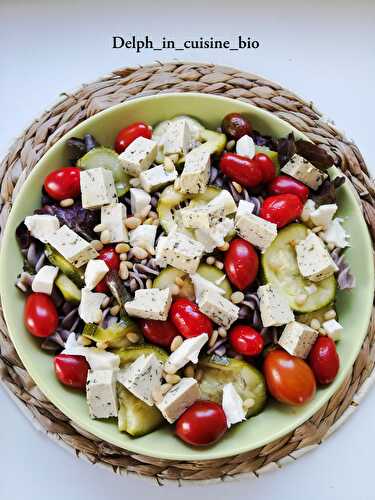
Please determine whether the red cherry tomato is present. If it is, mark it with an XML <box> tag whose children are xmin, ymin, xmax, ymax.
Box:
<box><xmin>268</xmin><ymin>175</ymin><xmax>310</xmax><ymax>203</ymax></box>
<box><xmin>229</xmin><ymin>325</ymin><xmax>264</xmax><ymax>356</ymax></box>
<box><xmin>308</xmin><ymin>336</ymin><xmax>340</xmax><ymax>385</ymax></box>
<box><xmin>44</xmin><ymin>167</ymin><xmax>81</xmax><ymax>201</ymax></box>
<box><xmin>139</xmin><ymin>319</ymin><xmax>179</xmax><ymax>349</ymax></box>
<box><xmin>95</xmin><ymin>246</ymin><xmax>120</xmax><ymax>292</ymax></box>
<box><xmin>219</xmin><ymin>153</ymin><xmax>263</xmax><ymax>188</ymax></box>
<box><xmin>114</xmin><ymin>122</ymin><xmax>152</xmax><ymax>153</ymax></box>
<box><xmin>263</xmin><ymin>349</ymin><xmax>316</xmax><ymax>406</ymax></box>
<box><xmin>54</xmin><ymin>354</ymin><xmax>89</xmax><ymax>390</ymax></box>
<box><xmin>259</xmin><ymin>194</ymin><xmax>303</xmax><ymax>228</ymax></box>
<box><xmin>170</xmin><ymin>298</ymin><xmax>213</xmax><ymax>339</ymax></box>
<box><xmin>224</xmin><ymin>238</ymin><xmax>259</xmax><ymax>290</ymax></box>
<box><xmin>176</xmin><ymin>401</ymin><xmax>227</xmax><ymax>446</ymax></box>
<box><xmin>254</xmin><ymin>153</ymin><xmax>276</xmax><ymax>183</ymax></box>
<box><xmin>221</xmin><ymin>113</ymin><xmax>252</xmax><ymax>140</ymax></box>
<box><xmin>24</xmin><ymin>292</ymin><xmax>58</xmax><ymax>338</ymax></box>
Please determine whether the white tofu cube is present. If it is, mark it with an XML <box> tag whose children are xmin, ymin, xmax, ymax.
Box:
<box><xmin>162</xmin><ymin>120</ymin><xmax>192</xmax><ymax>156</ymax></box>
<box><xmin>181</xmin><ymin>204</ymin><xmax>224</xmax><ymax>230</ymax></box>
<box><xmin>281</xmin><ymin>154</ymin><xmax>328</xmax><ymax>190</ymax></box>
<box><xmin>100</xmin><ymin>203</ymin><xmax>128</xmax><ymax>243</ymax></box>
<box><xmin>236</xmin><ymin>199</ymin><xmax>255</xmax><ymax>219</ymax></box>
<box><xmin>258</xmin><ymin>284</ymin><xmax>294</xmax><ymax>327</ymax></box>
<box><xmin>124</xmin><ymin>288</ymin><xmax>172</xmax><ymax>321</ymax></box>
<box><xmin>190</xmin><ymin>273</ymin><xmax>224</xmax><ymax>303</ymax></box>
<box><xmin>198</xmin><ymin>291</ymin><xmax>239</xmax><ymax>329</ymax></box>
<box><xmin>322</xmin><ymin>218</ymin><xmax>349</xmax><ymax>249</ymax></box>
<box><xmin>24</xmin><ymin>215</ymin><xmax>60</xmax><ymax>243</ymax></box>
<box><xmin>322</xmin><ymin>319</ymin><xmax>343</xmax><ymax>341</ymax></box>
<box><xmin>296</xmin><ymin>232</ymin><xmax>338</xmax><ymax>282</ymax></box>
<box><xmin>310</xmin><ymin>204</ymin><xmax>337</xmax><ymax>229</ymax></box>
<box><xmin>47</xmin><ymin>225</ymin><xmax>98</xmax><ymax>267</ymax></box>
<box><xmin>130</xmin><ymin>188</ymin><xmax>151</xmax><ymax>216</ymax></box>
<box><xmin>235</xmin><ymin>135</ymin><xmax>256</xmax><ymax>158</ymax></box>
<box><xmin>164</xmin><ymin>333</ymin><xmax>209</xmax><ymax>374</ymax></box>
<box><xmin>139</xmin><ymin>163</ymin><xmax>177</xmax><ymax>193</ymax></box>
<box><xmin>235</xmin><ymin>213</ymin><xmax>277</xmax><ymax>251</ymax></box>
<box><xmin>301</xmin><ymin>199</ymin><xmax>316</xmax><ymax>222</ymax></box>
<box><xmin>78</xmin><ymin>287</ymin><xmax>106</xmax><ymax>324</ymax></box>
<box><xmin>86</xmin><ymin>369</ymin><xmax>118</xmax><ymax>419</ymax></box>
<box><xmin>31</xmin><ymin>265</ymin><xmax>59</xmax><ymax>295</ymax></box>
<box><xmin>207</xmin><ymin>190</ymin><xmax>237</xmax><ymax>216</ymax></box>
<box><xmin>195</xmin><ymin>217</ymin><xmax>234</xmax><ymax>253</ymax></box>
<box><xmin>155</xmin><ymin>231</ymin><xmax>204</xmax><ymax>274</ymax></box>
<box><xmin>84</xmin><ymin>259</ymin><xmax>109</xmax><ymax>290</ymax></box>
<box><xmin>119</xmin><ymin>137</ymin><xmax>157</xmax><ymax>176</ymax></box>
<box><xmin>80</xmin><ymin>167</ymin><xmax>118</xmax><ymax>209</ymax></box>
<box><xmin>179</xmin><ymin>149</ymin><xmax>210</xmax><ymax>194</ymax></box>
<box><xmin>157</xmin><ymin>378</ymin><xmax>200</xmax><ymax>423</ymax></box>
<box><xmin>129</xmin><ymin>224</ymin><xmax>157</xmax><ymax>251</ymax></box>
<box><xmin>222</xmin><ymin>383</ymin><xmax>246</xmax><ymax>428</ymax></box>
<box><xmin>117</xmin><ymin>354</ymin><xmax>163</xmax><ymax>406</ymax></box>
<box><xmin>278</xmin><ymin>321</ymin><xmax>318</xmax><ymax>358</ymax></box>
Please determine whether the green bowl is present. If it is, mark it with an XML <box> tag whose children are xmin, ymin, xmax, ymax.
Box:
<box><xmin>0</xmin><ymin>93</ymin><xmax>373</xmax><ymax>461</ymax></box>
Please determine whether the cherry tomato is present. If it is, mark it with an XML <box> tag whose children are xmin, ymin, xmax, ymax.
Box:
<box><xmin>139</xmin><ymin>319</ymin><xmax>179</xmax><ymax>349</ymax></box>
<box><xmin>219</xmin><ymin>153</ymin><xmax>263</xmax><ymax>188</ymax></box>
<box><xmin>259</xmin><ymin>194</ymin><xmax>303</xmax><ymax>228</ymax></box>
<box><xmin>176</xmin><ymin>401</ymin><xmax>227</xmax><ymax>446</ymax></box>
<box><xmin>221</xmin><ymin>113</ymin><xmax>252</xmax><ymax>140</ymax></box>
<box><xmin>114</xmin><ymin>122</ymin><xmax>152</xmax><ymax>153</ymax></box>
<box><xmin>263</xmin><ymin>349</ymin><xmax>316</xmax><ymax>406</ymax></box>
<box><xmin>170</xmin><ymin>298</ymin><xmax>213</xmax><ymax>339</ymax></box>
<box><xmin>24</xmin><ymin>292</ymin><xmax>58</xmax><ymax>338</ymax></box>
<box><xmin>54</xmin><ymin>354</ymin><xmax>89</xmax><ymax>390</ymax></box>
<box><xmin>44</xmin><ymin>167</ymin><xmax>81</xmax><ymax>201</ymax></box>
<box><xmin>229</xmin><ymin>325</ymin><xmax>264</xmax><ymax>356</ymax></box>
<box><xmin>308</xmin><ymin>336</ymin><xmax>340</xmax><ymax>385</ymax></box>
<box><xmin>95</xmin><ymin>246</ymin><xmax>120</xmax><ymax>293</ymax></box>
<box><xmin>268</xmin><ymin>175</ymin><xmax>310</xmax><ymax>203</ymax></box>
<box><xmin>224</xmin><ymin>238</ymin><xmax>259</xmax><ymax>290</ymax></box>
<box><xmin>254</xmin><ymin>153</ymin><xmax>276</xmax><ymax>183</ymax></box>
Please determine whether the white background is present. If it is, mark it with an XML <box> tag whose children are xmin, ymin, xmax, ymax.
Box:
<box><xmin>0</xmin><ymin>1</ymin><xmax>374</xmax><ymax>499</ymax></box>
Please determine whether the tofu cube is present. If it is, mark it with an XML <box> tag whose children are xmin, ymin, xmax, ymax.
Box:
<box><xmin>207</xmin><ymin>190</ymin><xmax>237</xmax><ymax>216</ymax></box>
<box><xmin>124</xmin><ymin>288</ymin><xmax>172</xmax><ymax>321</ymax></box>
<box><xmin>322</xmin><ymin>319</ymin><xmax>343</xmax><ymax>341</ymax></box>
<box><xmin>281</xmin><ymin>154</ymin><xmax>328</xmax><ymax>190</ymax></box>
<box><xmin>258</xmin><ymin>284</ymin><xmax>294</xmax><ymax>327</ymax></box>
<box><xmin>222</xmin><ymin>383</ymin><xmax>246</xmax><ymax>428</ymax></box>
<box><xmin>47</xmin><ymin>225</ymin><xmax>98</xmax><ymax>267</ymax></box>
<box><xmin>155</xmin><ymin>231</ymin><xmax>204</xmax><ymax>274</ymax></box>
<box><xmin>198</xmin><ymin>290</ymin><xmax>239</xmax><ymax>329</ymax></box>
<box><xmin>310</xmin><ymin>204</ymin><xmax>337</xmax><ymax>229</ymax></box>
<box><xmin>236</xmin><ymin>199</ymin><xmax>255</xmax><ymax>219</ymax></box>
<box><xmin>24</xmin><ymin>215</ymin><xmax>60</xmax><ymax>243</ymax></box>
<box><xmin>31</xmin><ymin>265</ymin><xmax>59</xmax><ymax>295</ymax></box>
<box><xmin>181</xmin><ymin>204</ymin><xmax>224</xmax><ymax>230</ymax></box>
<box><xmin>119</xmin><ymin>137</ymin><xmax>157</xmax><ymax>176</ymax></box>
<box><xmin>190</xmin><ymin>273</ymin><xmax>224</xmax><ymax>303</ymax></box>
<box><xmin>100</xmin><ymin>203</ymin><xmax>128</xmax><ymax>243</ymax></box>
<box><xmin>194</xmin><ymin>217</ymin><xmax>234</xmax><ymax>253</ymax></box>
<box><xmin>139</xmin><ymin>163</ymin><xmax>177</xmax><ymax>193</ymax></box>
<box><xmin>235</xmin><ymin>213</ymin><xmax>277</xmax><ymax>251</ymax></box>
<box><xmin>78</xmin><ymin>287</ymin><xmax>107</xmax><ymax>324</ymax></box>
<box><xmin>84</xmin><ymin>259</ymin><xmax>109</xmax><ymax>290</ymax></box>
<box><xmin>164</xmin><ymin>333</ymin><xmax>208</xmax><ymax>374</ymax></box>
<box><xmin>157</xmin><ymin>378</ymin><xmax>200</xmax><ymax>423</ymax></box>
<box><xmin>129</xmin><ymin>224</ymin><xmax>157</xmax><ymax>251</ymax></box>
<box><xmin>86</xmin><ymin>369</ymin><xmax>118</xmax><ymax>419</ymax></box>
<box><xmin>80</xmin><ymin>167</ymin><xmax>118</xmax><ymax>209</ymax></box>
<box><xmin>179</xmin><ymin>149</ymin><xmax>210</xmax><ymax>194</ymax></box>
<box><xmin>278</xmin><ymin>321</ymin><xmax>318</xmax><ymax>358</ymax></box>
<box><xmin>296</xmin><ymin>232</ymin><xmax>338</xmax><ymax>282</ymax></box>
<box><xmin>130</xmin><ymin>188</ymin><xmax>151</xmax><ymax>216</ymax></box>
<box><xmin>117</xmin><ymin>354</ymin><xmax>163</xmax><ymax>406</ymax></box>
<box><xmin>162</xmin><ymin>120</ymin><xmax>192</xmax><ymax>156</ymax></box>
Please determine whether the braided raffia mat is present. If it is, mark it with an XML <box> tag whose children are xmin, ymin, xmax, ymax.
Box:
<box><xmin>1</xmin><ymin>62</ymin><xmax>375</xmax><ymax>484</ymax></box>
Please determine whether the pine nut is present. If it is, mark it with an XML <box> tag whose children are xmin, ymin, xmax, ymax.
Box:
<box><xmin>184</xmin><ymin>365</ymin><xmax>195</xmax><ymax>378</ymax></box>
<box><xmin>218</xmin><ymin>327</ymin><xmax>227</xmax><ymax>338</ymax></box>
<box><xmin>175</xmin><ymin>276</ymin><xmax>185</xmax><ymax>287</ymax></box>
<box><xmin>319</xmin><ymin>328</ymin><xmax>327</xmax><ymax>335</ymax></box>
<box><xmin>101</xmin><ymin>296</ymin><xmax>110</xmax><ymax>309</ymax></box>
<box><xmin>60</xmin><ymin>198</ymin><xmax>74</xmax><ymax>208</ymax></box>
<box><xmin>161</xmin><ymin>383</ymin><xmax>172</xmax><ymax>395</ymax></box>
<box><xmin>218</xmin><ymin>241</ymin><xmax>230</xmax><ymax>252</ymax></box>
<box><xmin>119</xmin><ymin>261</ymin><xmax>129</xmax><ymax>280</ymax></box>
<box><xmin>215</xmin><ymin>260</ymin><xmax>224</xmax><ymax>270</ymax></box>
<box><xmin>91</xmin><ymin>239</ymin><xmax>103</xmax><ymax>251</ymax></box>
<box><xmin>100</xmin><ymin>229</ymin><xmax>111</xmax><ymax>244</ymax></box>
<box><xmin>243</xmin><ymin>398</ymin><xmax>255</xmax><ymax>410</ymax></box>
<box><xmin>152</xmin><ymin>387</ymin><xmax>163</xmax><ymax>403</ymax></box>
<box><xmin>115</xmin><ymin>243</ymin><xmax>130</xmax><ymax>253</ymax></box>
<box><xmin>310</xmin><ymin>319</ymin><xmax>321</xmax><ymax>330</ymax></box>
<box><xmin>130</xmin><ymin>177</ymin><xmax>140</xmax><ymax>187</ymax></box>
<box><xmin>312</xmin><ymin>226</ymin><xmax>324</xmax><ymax>233</ymax></box>
<box><xmin>324</xmin><ymin>309</ymin><xmax>336</xmax><ymax>320</ymax></box>
<box><xmin>231</xmin><ymin>291</ymin><xmax>245</xmax><ymax>304</ymax></box>
<box><xmin>171</xmin><ymin>284</ymin><xmax>180</xmax><ymax>296</ymax></box>
<box><xmin>232</xmin><ymin>182</ymin><xmax>243</xmax><ymax>193</ymax></box>
<box><xmin>132</xmin><ymin>246</ymin><xmax>148</xmax><ymax>260</ymax></box>
<box><xmin>146</xmin><ymin>278</ymin><xmax>153</xmax><ymax>289</ymax></box>
<box><xmin>165</xmin><ymin>373</ymin><xmax>181</xmax><ymax>385</ymax></box>
<box><xmin>110</xmin><ymin>305</ymin><xmax>121</xmax><ymax>316</ymax></box>
<box><xmin>295</xmin><ymin>294</ymin><xmax>307</xmax><ymax>305</ymax></box>
<box><xmin>226</xmin><ymin>140</ymin><xmax>235</xmax><ymax>151</ymax></box>
<box><xmin>327</xmin><ymin>242</ymin><xmax>335</xmax><ymax>251</ymax></box>
<box><xmin>171</xmin><ymin>335</ymin><xmax>183</xmax><ymax>352</ymax></box>
<box><xmin>120</xmin><ymin>253</ymin><xmax>128</xmax><ymax>261</ymax></box>
<box><xmin>208</xmin><ymin>329</ymin><xmax>219</xmax><ymax>348</ymax></box>
<box><xmin>94</xmin><ymin>223</ymin><xmax>106</xmax><ymax>233</ymax></box>
<box><xmin>164</xmin><ymin>157</ymin><xmax>175</xmax><ymax>172</ymax></box>
<box><xmin>126</xmin><ymin>261</ymin><xmax>133</xmax><ymax>269</ymax></box>
<box><xmin>125</xmin><ymin>216</ymin><xmax>141</xmax><ymax>230</ymax></box>
<box><xmin>195</xmin><ymin>368</ymin><xmax>204</xmax><ymax>382</ymax></box>
<box><xmin>96</xmin><ymin>340</ymin><xmax>109</xmax><ymax>350</ymax></box>
<box><xmin>127</xmin><ymin>332</ymin><xmax>140</xmax><ymax>343</ymax></box>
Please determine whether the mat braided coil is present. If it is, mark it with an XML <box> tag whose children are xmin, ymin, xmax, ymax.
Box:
<box><xmin>0</xmin><ymin>62</ymin><xmax>374</xmax><ymax>484</ymax></box>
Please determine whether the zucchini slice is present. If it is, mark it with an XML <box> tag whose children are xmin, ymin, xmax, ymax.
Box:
<box><xmin>83</xmin><ymin>318</ymin><xmax>140</xmax><ymax>349</ymax></box>
<box><xmin>45</xmin><ymin>244</ymin><xmax>84</xmax><ymax>287</ymax></box>
<box><xmin>198</xmin><ymin>355</ymin><xmax>267</xmax><ymax>417</ymax></box>
<box><xmin>115</xmin><ymin>345</ymin><xmax>168</xmax><ymax>366</ymax></box>
<box><xmin>55</xmin><ymin>273</ymin><xmax>81</xmax><ymax>303</ymax></box>
<box><xmin>117</xmin><ymin>385</ymin><xmax>164</xmax><ymax>436</ymax></box>
<box><xmin>262</xmin><ymin>224</ymin><xmax>336</xmax><ymax>313</ymax></box>
<box><xmin>296</xmin><ymin>304</ymin><xmax>336</xmax><ymax>325</ymax></box>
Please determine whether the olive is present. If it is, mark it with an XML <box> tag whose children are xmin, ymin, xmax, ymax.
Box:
<box><xmin>221</xmin><ymin>113</ymin><xmax>252</xmax><ymax>140</ymax></box>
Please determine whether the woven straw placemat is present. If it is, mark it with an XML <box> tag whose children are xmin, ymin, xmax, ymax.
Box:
<box><xmin>0</xmin><ymin>62</ymin><xmax>374</xmax><ymax>484</ymax></box>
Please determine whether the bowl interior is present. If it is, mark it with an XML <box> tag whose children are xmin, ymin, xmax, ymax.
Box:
<box><xmin>0</xmin><ymin>93</ymin><xmax>373</xmax><ymax>461</ymax></box>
